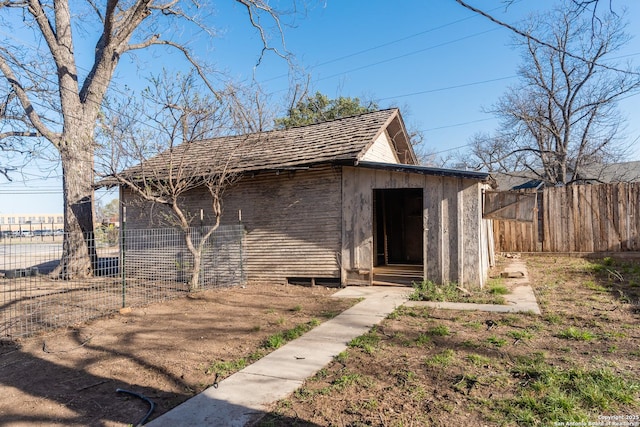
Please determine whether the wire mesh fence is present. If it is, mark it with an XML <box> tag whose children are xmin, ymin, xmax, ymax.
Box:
<box><xmin>0</xmin><ymin>225</ymin><xmax>245</xmax><ymax>338</ymax></box>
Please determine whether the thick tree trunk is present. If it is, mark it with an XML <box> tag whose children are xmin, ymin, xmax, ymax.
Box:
<box><xmin>55</xmin><ymin>137</ymin><xmax>98</xmax><ymax>279</ymax></box>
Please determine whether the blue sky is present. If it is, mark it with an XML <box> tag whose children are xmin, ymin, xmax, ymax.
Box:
<box><xmin>2</xmin><ymin>0</ymin><xmax>640</xmax><ymax>214</ymax></box>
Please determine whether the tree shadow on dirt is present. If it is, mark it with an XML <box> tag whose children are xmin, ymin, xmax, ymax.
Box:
<box><xmin>0</xmin><ymin>340</ymin><xmax>183</xmax><ymax>425</ymax></box>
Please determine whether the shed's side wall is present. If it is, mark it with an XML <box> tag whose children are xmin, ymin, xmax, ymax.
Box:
<box><xmin>122</xmin><ymin>166</ymin><xmax>342</xmax><ymax>284</ymax></box>
<box><xmin>341</xmin><ymin>167</ymin><xmax>488</xmax><ymax>287</ymax></box>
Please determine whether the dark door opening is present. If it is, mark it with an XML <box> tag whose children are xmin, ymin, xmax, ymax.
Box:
<box><xmin>373</xmin><ymin>188</ymin><xmax>423</xmax><ymax>266</ymax></box>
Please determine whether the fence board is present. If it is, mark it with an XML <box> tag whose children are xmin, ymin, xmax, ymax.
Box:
<box><xmin>492</xmin><ymin>182</ymin><xmax>640</xmax><ymax>253</ymax></box>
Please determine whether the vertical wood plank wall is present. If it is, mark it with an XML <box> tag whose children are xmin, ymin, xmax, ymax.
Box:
<box><xmin>493</xmin><ymin>183</ymin><xmax>640</xmax><ymax>253</ymax></box>
<box><xmin>342</xmin><ymin>167</ymin><xmax>489</xmax><ymax>287</ymax></box>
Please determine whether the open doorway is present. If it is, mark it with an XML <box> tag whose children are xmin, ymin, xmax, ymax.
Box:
<box><xmin>373</xmin><ymin>188</ymin><xmax>423</xmax><ymax>266</ymax></box>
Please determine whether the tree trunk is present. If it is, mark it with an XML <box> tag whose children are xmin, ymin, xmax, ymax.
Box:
<box><xmin>55</xmin><ymin>136</ymin><xmax>98</xmax><ymax>279</ymax></box>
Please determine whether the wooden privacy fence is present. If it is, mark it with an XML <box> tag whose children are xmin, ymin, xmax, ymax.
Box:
<box><xmin>490</xmin><ymin>182</ymin><xmax>640</xmax><ymax>253</ymax></box>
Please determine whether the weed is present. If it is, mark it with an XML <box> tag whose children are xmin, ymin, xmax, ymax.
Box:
<box><xmin>264</xmin><ymin>333</ymin><xmax>285</xmax><ymax>349</ymax></box>
<box><xmin>334</xmin><ymin>351</ymin><xmax>349</xmax><ymax>364</ymax></box>
<box><xmin>410</xmin><ymin>280</ymin><xmax>458</xmax><ymax>302</ymax></box>
<box><xmin>291</xmin><ymin>304</ymin><xmax>302</xmax><ymax>312</ymax></box>
<box><xmin>349</xmin><ymin>329</ymin><xmax>380</xmax><ymax>354</ymax></box>
<box><xmin>206</xmin><ymin>358</ymin><xmax>247</xmax><ymax>377</ymax></box>
<box><xmin>427</xmin><ymin>325</ymin><xmax>450</xmax><ymax>336</ymax></box>
<box><xmin>425</xmin><ymin>349</ymin><xmax>456</xmax><ymax>367</ymax></box>
<box><xmin>508</xmin><ymin>330</ymin><xmax>533</xmax><ymax>341</ymax></box>
<box><xmin>464</xmin><ymin>320</ymin><xmax>483</xmax><ymax>330</ymax></box>
<box><xmin>333</xmin><ymin>372</ymin><xmax>362</xmax><ymax>390</ymax></box>
<box><xmin>489</xmin><ymin>284</ymin><xmax>509</xmax><ymax>295</ymax></box>
<box><xmin>557</xmin><ymin>327</ymin><xmax>595</xmax><ymax>341</ymax></box>
<box><xmin>544</xmin><ymin>313</ymin><xmax>562</xmax><ymax>324</ymax></box>
<box><xmin>466</xmin><ymin>353</ymin><xmax>491</xmax><ymax>366</ymax></box>
<box><xmin>487</xmin><ymin>336</ymin><xmax>507</xmax><ymax>348</ymax></box>
<box><xmin>584</xmin><ymin>280</ymin><xmax>608</xmax><ymax>292</ymax></box>
<box><xmin>414</xmin><ymin>333</ymin><xmax>432</xmax><ymax>347</ymax></box>
<box><xmin>262</xmin><ymin>319</ymin><xmax>320</xmax><ymax>349</ymax></box>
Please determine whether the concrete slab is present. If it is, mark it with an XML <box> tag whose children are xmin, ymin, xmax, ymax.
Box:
<box><xmin>405</xmin><ymin>261</ymin><xmax>541</xmax><ymax>314</ymax></box>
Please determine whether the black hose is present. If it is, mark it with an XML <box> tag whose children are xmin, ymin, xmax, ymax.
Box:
<box><xmin>116</xmin><ymin>388</ymin><xmax>156</xmax><ymax>426</ymax></box>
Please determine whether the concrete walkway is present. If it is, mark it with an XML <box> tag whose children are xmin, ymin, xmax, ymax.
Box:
<box><xmin>147</xmin><ymin>286</ymin><xmax>410</xmax><ymax>427</ymax></box>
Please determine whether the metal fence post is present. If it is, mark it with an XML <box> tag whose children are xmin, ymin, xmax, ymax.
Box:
<box><xmin>121</xmin><ymin>206</ymin><xmax>127</xmax><ymax>308</ymax></box>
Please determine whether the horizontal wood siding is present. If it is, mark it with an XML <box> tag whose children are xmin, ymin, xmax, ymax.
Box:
<box><xmin>342</xmin><ymin>167</ymin><xmax>489</xmax><ymax>287</ymax></box>
<box><xmin>122</xmin><ymin>166</ymin><xmax>342</xmax><ymax>284</ymax></box>
<box><xmin>493</xmin><ymin>182</ymin><xmax>640</xmax><ymax>253</ymax></box>
<box><xmin>220</xmin><ymin>166</ymin><xmax>342</xmax><ymax>283</ymax></box>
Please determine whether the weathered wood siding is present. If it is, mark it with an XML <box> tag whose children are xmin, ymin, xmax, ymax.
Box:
<box><xmin>221</xmin><ymin>166</ymin><xmax>342</xmax><ymax>282</ymax></box>
<box><xmin>493</xmin><ymin>183</ymin><xmax>640</xmax><ymax>253</ymax></box>
<box><xmin>123</xmin><ymin>166</ymin><xmax>343</xmax><ymax>284</ymax></box>
<box><xmin>342</xmin><ymin>167</ymin><xmax>489</xmax><ymax>288</ymax></box>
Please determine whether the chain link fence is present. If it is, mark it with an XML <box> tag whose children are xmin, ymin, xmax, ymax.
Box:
<box><xmin>0</xmin><ymin>225</ymin><xmax>245</xmax><ymax>338</ymax></box>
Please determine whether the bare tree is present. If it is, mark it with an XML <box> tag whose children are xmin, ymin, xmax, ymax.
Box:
<box><xmin>460</xmin><ymin>3</ymin><xmax>640</xmax><ymax>185</ymax></box>
<box><xmin>0</xmin><ymin>0</ymin><xmax>291</xmax><ymax>279</ymax></box>
<box><xmin>97</xmin><ymin>72</ymin><xmax>264</xmax><ymax>290</ymax></box>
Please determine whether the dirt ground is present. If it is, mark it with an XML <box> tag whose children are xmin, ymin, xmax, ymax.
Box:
<box><xmin>0</xmin><ymin>283</ymin><xmax>354</xmax><ymax>426</ymax></box>
<box><xmin>2</xmin><ymin>256</ymin><xmax>639</xmax><ymax>427</ymax></box>
<box><xmin>259</xmin><ymin>255</ymin><xmax>640</xmax><ymax>426</ymax></box>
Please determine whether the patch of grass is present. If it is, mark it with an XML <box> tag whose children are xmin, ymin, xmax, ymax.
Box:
<box><xmin>291</xmin><ymin>305</ymin><xmax>303</xmax><ymax>312</ymax></box>
<box><xmin>348</xmin><ymin>328</ymin><xmax>380</xmax><ymax>354</ymax></box>
<box><xmin>557</xmin><ymin>327</ymin><xmax>596</xmax><ymax>342</ymax></box>
<box><xmin>425</xmin><ymin>349</ymin><xmax>456</xmax><ymax>367</ymax></box>
<box><xmin>414</xmin><ymin>333</ymin><xmax>432</xmax><ymax>347</ymax></box>
<box><xmin>427</xmin><ymin>325</ymin><xmax>450</xmax><ymax>336</ymax></box>
<box><xmin>584</xmin><ymin>280</ymin><xmax>608</xmax><ymax>292</ymax></box>
<box><xmin>488</xmin><ymin>283</ymin><xmax>509</xmax><ymax>295</ymax></box>
<box><xmin>508</xmin><ymin>330</ymin><xmax>533</xmax><ymax>342</ymax></box>
<box><xmin>410</xmin><ymin>280</ymin><xmax>508</xmax><ymax>304</ymax></box>
<box><xmin>464</xmin><ymin>320</ymin><xmax>483</xmax><ymax>330</ymax></box>
<box><xmin>262</xmin><ymin>319</ymin><xmax>321</xmax><ymax>350</ymax></box>
<box><xmin>334</xmin><ymin>351</ymin><xmax>349</xmax><ymax>364</ymax></box>
<box><xmin>496</xmin><ymin>358</ymin><xmax>640</xmax><ymax>424</ymax></box>
<box><xmin>487</xmin><ymin>336</ymin><xmax>507</xmax><ymax>348</ymax></box>
<box><xmin>206</xmin><ymin>358</ymin><xmax>247</xmax><ymax>377</ymax></box>
<box><xmin>410</xmin><ymin>280</ymin><xmax>459</xmax><ymax>302</ymax></box>
<box><xmin>466</xmin><ymin>353</ymin><xmax>491</xmax><ymax>366</ymax></box>
<box><xmin>332</xmin><ymin>372</ymin><xmax>363</xmax><ymax>390</ymax></box>
<box><xmin>544</xmin><ymin>313</ymin><xmax>562</xmax><ymax>324</ymax></box>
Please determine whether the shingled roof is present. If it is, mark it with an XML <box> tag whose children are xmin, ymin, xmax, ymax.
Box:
<box><xmin>116</xmin><ymin>108</ymin><xmax>416</xmax><ymax>180</ymax></box>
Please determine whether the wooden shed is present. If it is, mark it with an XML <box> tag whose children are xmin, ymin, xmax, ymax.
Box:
<box><xmin>119</xmin><ymin>109</ymin><xmax>493</xmax><ymax>288</ymax></box>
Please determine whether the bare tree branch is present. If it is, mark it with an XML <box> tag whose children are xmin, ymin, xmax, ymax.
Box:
<box><xmin>455</xmin><ymin>0</ymin><xmax>640</xmax><ymax>76</ymax></box>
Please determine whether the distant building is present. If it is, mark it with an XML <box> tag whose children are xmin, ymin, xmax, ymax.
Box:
<box><xmin>0</xmin><ymin>214</ymin><xmax>64</xmax><ymax>232</ymax></box>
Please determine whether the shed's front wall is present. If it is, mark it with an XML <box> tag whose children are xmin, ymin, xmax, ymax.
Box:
<box><xmin>341</xmin><ymin>166</ymin><xmax>488</xmax><ymax>288</ymax></box>
<box><xmin>122</xmin><ymin>166</ymin><xmax>343</xmax><ymax>284</ymax></box>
